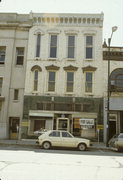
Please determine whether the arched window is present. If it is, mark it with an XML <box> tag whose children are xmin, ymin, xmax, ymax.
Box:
<box><xmin>31</xmin><ymin>65</ymin><xmax>42</xmax><ymax>92</ymax></box>
<box><xmin>36</xmin><ymin>34</ymin><xmax>41</xmax><ymax>57</ymax></box>
<box><xmin>110</xmin><ymin>68</ymin><xmax>123</xmax><ymax>91</ymax></box>
<box><xmin>34</xmin><ymin>70</ymin><xmax>38</xmax><ymax>91</ymax></box>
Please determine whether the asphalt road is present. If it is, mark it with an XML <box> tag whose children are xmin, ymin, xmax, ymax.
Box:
<box><xmin>0</xmin><ymin>146</ymin><xmax>123</xmax><ymax>180</ymax></box>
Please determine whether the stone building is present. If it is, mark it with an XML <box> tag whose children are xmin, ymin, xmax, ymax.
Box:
<box><xmin>103</xmin><ymin>45</ymin><xmax>123</xmax><ymax>142</ymax></box>
<box><xmin>0</xmin><ymin>13</ymin><xmax>31</xmax><ymax>139</ymax></box>
<box><xmin>22</xmin><ymin>12</ymin><xmax>104</xmax><ymax>140</ymax></box>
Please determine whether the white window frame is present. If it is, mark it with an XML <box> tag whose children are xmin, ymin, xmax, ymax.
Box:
<box><xmin>48</xmin><ymin>71</ymin><xmax>56</xmax><ymax>92</ymax></box>
<box><xmin>49</xmin><ymin>34</ymin><xmax>58</xmax><ymax>59</ymax></box>
<box><xmin>85</xmin><ymin>72</ymin><xmax>93</xmax><ymax>94</ymax></box>
<box><xmin>66</xmin><ymin>71</ymin><xmax>74</xmax><ymax>93</ymax></box>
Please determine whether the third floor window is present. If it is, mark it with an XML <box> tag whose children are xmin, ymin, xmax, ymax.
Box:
<box><xmin>85</xmin><ymin>36</ymin><xmax>93</xmax><ymax>59</ymax></box>
<box><xmin>67</xmin><ymin>36</ymin><xmax>75</xmax><ymax>58</ymax></box>
<box><xmin>36</xmin><ymin>34</ymin><xmax>41</xmax><ymax>57</ymax></box>
<box><xmin>16</xmin><ymin>47</ymin><xmax>24</xmax><ymax>65</ymax></box>
<box><xmin>0</xmin><ymin>46</ymin><xmax>6</xmax><ymax>64</ymax></box>
<box><xmin>50</xmin><ymin>35</ymin><xmax>57</xmax><ymax>58</ymax></box>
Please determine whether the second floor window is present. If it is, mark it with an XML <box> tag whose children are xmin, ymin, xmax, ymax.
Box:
<box><xmin>86</xmin><ymin>36</ymin><xmax>93</xmax><ymax>59</ymax></box>
<box><xmin>14</xmin><ymin>89</ymin><xmax>19</xmax><ymax>100</ymax></box>
<box><xmin>36</xmin><ymin>34</ymin><xmax>41</xmax><ymax>57</ymax></box>
<box><xmin>66</xmin><ymin>72</ymin><xmax>74</xmax><ymax>92</ymax></box>
<box><xmin>34</xmin><ymin>70</ymin><xmax>38</xmax><ymax>91</ymax></box>
<box><xmin>85</xmin><ymin>72</ymin><xmax>93</xmax><ymax>93</ymax></box>
<box><xmin>48</xmin><ymin>71</ymin><xmax>55</xmax><ymax>92</ymax></box>
<box><xmin>0</xmin><ymin>46</ymin><xmax>6</xmax><ymax>64</ymax></box>
<box><xmin>16</xmin><ymin>47</ymin><xmax>24</xmax><ymax>65</ymax></box>
<box><xmin>0</xmin><ymin>77</ymin><xmax>3</xmax><ymax>96</ymax></box>
<box><xmin>68</xmin><ymin>36</ymin><xmax>75</xmax><ymax>58</ymax></box>
<box><xmin>50</xmin><ymin>35</ymin><xmax>57</xmax><ymax>58</ymax></box>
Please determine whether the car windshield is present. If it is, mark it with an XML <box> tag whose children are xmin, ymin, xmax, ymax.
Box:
<box><xmin>118</xmin><ymin>134</ymin><xmax>123</xmax><ymax>138</ymax></box>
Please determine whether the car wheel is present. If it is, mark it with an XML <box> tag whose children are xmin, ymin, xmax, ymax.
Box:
<box><xmin>42</xmin><ymin>141</ymin><xmax>51</xmax><ymax>149</ymax></box>
<box><xmin>78</xmin><ymin>143</ymin><xmax>86</xmax><ymax>151</ymax></box>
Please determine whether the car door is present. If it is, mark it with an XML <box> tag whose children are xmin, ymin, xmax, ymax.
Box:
<box><xmin>61</xmin><ymin>131</ymin><xmax>76</xmax><ymax>147</ymax></box>
<box><xmin>117</xmin><ymin>134</ymin><xmax>123</xmax><ymax>147</ymax></box>
<box><xmin>48</xmin><ymin>131</ymin><xmax>61</xmax><ymax>147</ymax></box>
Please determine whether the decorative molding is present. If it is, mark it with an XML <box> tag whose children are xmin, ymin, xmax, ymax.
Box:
<box><xmin>64</xmin><ymin>30</ymin><xmax>79</xmax><ymax>34</ymax></box>
<box><xmin>45</xmin><ymin>64</ymin><xmax>60</xmax><ymax>71</ymax></box>
<box><xmin>34</xmin><ymin>29</ymin><xmax>45</xmax><ymax>35</ymax></box>
<box><xmin>31</xmin><ymin>65</ymin><xmax>42</xmax><ymax>71</ymax></box>
<box><xmin>82</xmin><ymin>65</ymin><xmax>97</xmax><ymax>72</ymax></box>
<box><xmin>63</xmin><ymin>65</ymin><xmax>78</xmax><ymax>71</ymax></box>
<box><xmin>47</xmin><ymin>29</ymin><xmax>61</xmax><ymax>34</ymax></box>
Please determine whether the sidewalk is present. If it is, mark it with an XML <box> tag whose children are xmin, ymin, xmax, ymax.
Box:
<box><xmin>0</xmin><ymin>139</ymin><xmax>110</xmax><ymax>151</ymax></box>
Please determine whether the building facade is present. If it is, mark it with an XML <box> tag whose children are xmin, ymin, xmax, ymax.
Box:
<box><xmin>0</xmin><ymin>13</ymin><xmax>31</xmax><ymax>139</ymax></box>
<box><xmin>103</xmin><ymin>46</ymin><xmax>123</xmax><ymax>142</ymax></box>
<box><xmin>22</xmin><ymin>12</ymin><xmax>104</xmax><ymax>141</ymax></box>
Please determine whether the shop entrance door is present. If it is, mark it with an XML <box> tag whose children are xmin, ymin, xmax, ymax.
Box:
<box><xmin>9</xmin><ymin>118</ymin><xmax>19</xmax><ymax>140</ymax></box>
<box><xmin>56</xmin><ymin>118</ymin><xmax>70</xmax><ymax>131</ymax></box>
<box><xmin>109</xmin><ymin>121</ymin><xmax>116</xmax><ymax>140</ymax></box>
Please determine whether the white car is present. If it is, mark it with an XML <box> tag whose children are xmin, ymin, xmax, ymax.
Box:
<box><xmin>109</xmin><ymin>133</ymin><xmax>123</xmax><ymax>151</ymax></box>
<box><xmin>37</xmin><ymin>130</ymin><xmax>90</xmax><ymax>151</ymax></box>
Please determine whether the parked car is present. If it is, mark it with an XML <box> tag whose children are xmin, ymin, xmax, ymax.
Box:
<box><xmin>34</xmin><ymin>129</ymin><xmax>48</xmax><ymax>136</ymax></box>
<box><xmin>37</xmin><ymin>130</ymin><xmax>90</xmax><ymax>151</ymax></box>
<box><xmin>108</xmin><ymin>133</ymin><xmax>123</xmax><ymax>151</ymax></box>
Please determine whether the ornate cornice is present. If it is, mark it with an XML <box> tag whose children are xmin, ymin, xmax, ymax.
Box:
<box><xmin>30</xmin><ymin>13</ymin><xmax>104</xmax><ymax>27</ymax></box>
<box><xmin>63</xmin><ymin>65</ymin><xmax>78</xmax><ymax>71</ymax></box>
<box><xmin>45</xmin><ymin>64</ymin><xmax>60</xmax><ymax>71</ymax></box>
<box><xmin>82</xmin><ymin>66</ymin><xmax>97</xmax><ymax>72</ymax></box>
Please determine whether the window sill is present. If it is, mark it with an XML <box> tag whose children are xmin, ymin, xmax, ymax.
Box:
<box><xmin>66</xmin><ymin>58</ymin><xmax>75</xmax><ymax>61</ymax></box>
<box><xmin>15</xmin><ymin>64</ymin><xmax>24</xmax><ymax>67</ymax></box>
<box><xmin>84</xmin><ymin>58</ymin><xmax>94</xmax><ymax>61</ymax></box>
<box><xmin>48</xmin><ymin>58</ymin><xmax>58</xmax><ymax>61</ymax></box>
<box><xmin>84</xmin><ymin>92</ymin><xmax>94</xmax><ymax>96</ymax></box>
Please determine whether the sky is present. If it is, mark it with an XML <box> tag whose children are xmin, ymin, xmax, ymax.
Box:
<box><xmin>0</xmin><ymin>0</ymin><xmax>123</xmax><ymax>47</ymax></box>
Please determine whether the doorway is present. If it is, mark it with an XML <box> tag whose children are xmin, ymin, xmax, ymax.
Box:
<box><xmin>56</xmin><ymin>118</ymin><xmax>70</xmax><ymax>131</ymax></box>
<box><xmin>9</xmin><ymin>117</ymin><xmax>20</xmax><ymax>140</ymax></box>
<box><xmin>109</xmin><ymin>121</ymin><xmax>116</xmax><ymax>140</ymax></box>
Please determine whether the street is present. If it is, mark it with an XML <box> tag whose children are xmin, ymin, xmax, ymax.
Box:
<box><xmin>0</xmin><ymin>146</ymin><xmax>123</xmax><ymax>180</ymax></box>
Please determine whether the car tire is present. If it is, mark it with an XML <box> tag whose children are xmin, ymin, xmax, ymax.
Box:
<box><xmin>78</xmin><ymin>143</ymin><xmax>86</xmax><ymax>151</ymax></box>
<box><xmin>42</xmin><ymin>141</ymin><xmax>51</xmax><ymax>149</ymax></box>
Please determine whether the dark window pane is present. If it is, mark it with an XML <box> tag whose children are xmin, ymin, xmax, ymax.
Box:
<box><xmin>16</xmin><ymin>56</ymin><xmax>24</xmax><ymax>65</ymax></box>
<box><xmin>50</xmin><ymin>47</ymin><xmax>57</xmax><ymax>58</ymax></box>
<box><xmin>85</xmin><ymin>72</ymin><xmax>92</xmax><ymax>92</ymax></box>
<box><xmin>14</xmin><ymin>89</ymin><xmax>19</xmax><ymax>100</ymax></box>
<box><xmin>86</xmin><ymin>36</ymin><xmax>93</xmax><ymax>45</ymax></box>
<box><xmin>50</xmin><ymin>35</ymin><xmax>57</xmax><ymax>46</ymax></box>
<box><xmin>75</xmin><ymin>104</ymin><xmax>81</xmax><ymax>112</ymax></box>
<box><xmin>16</xmin><ymin>47</ymin><xmax>24</xmax><ymax>65</ymax></box>
<box><xmin>86</xmin><ymin>72</ymin><xmax>92</xmax><ymax>81</ymax></box>
<box><xmin>49</xmin><ymin>72</ymin><xmax>55</xmax><ymax>81</ymax></box>
<box><xmin>68</xmin><ymin>36</ymin><xmax>75</xmax><ymax>58</ymax></box>
<box><xmin>37</xmin><ymin>103</ymin><xmax>43</xmax><ymax>110</ymax></box>
<box><xmin>67</xmin><ymin>72</ymin><xmax>74</xmax><ymax>81</ymax></box>
<box><xmin>68</xmin><ymin>36</ymin><xmax>75</xmax><ymax>46</ymax></box>
<box><xmin>36</xmin><ymin>34</ymin><xmax>41</xmax><ymax>57</ymax></box>
<box><xmin>86</xmin><ymin>48</ymin><xmax>92</xmax><ymax>58</ymax></box>
<box><xmin>0</xmin><ymin>47</ymin><xmax>6</xmax><ymax>64</ymax></box>
<box><xmin>68</xmin><ymin>47</ymin><xmax>74</xmax><ymax>58</ymax></box>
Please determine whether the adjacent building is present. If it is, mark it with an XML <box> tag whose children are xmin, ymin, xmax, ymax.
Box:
<box><xmin>22</xmin><ymin>12</ymin><xmax>104</xmax><ymax>140</ymax></box>
<box><xmin>103</xmin><ymin>45</ymin><xmax>123</xmax><ymax>142</ymax></box>
<box><xmin>0</xmin><ymin>13</ymin><xmax>31</xmax><ymax>139</ymax></box>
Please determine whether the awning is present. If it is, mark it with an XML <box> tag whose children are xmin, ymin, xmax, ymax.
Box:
<box><xmin>29</xmin><ymin>111</ymin><xmax>54</xmax><ymax>117</ymax></box>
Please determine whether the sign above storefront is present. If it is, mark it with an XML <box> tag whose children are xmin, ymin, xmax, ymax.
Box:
<box><xmin>80</xmin><ymin>119</ymin><xmax>94</xmax><ymax>126</ymax></box>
